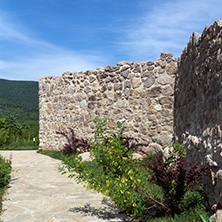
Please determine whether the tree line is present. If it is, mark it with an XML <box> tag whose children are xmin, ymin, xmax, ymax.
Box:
<box><xmin>0</xmin><ymin>115</ymin><xmax>39</xmax><ymax>148</ymax></box>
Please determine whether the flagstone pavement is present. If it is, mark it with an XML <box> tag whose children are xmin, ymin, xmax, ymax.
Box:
<box><xmin>0</xmin><ymin>150</ymin><xmax>134</xmax><ymax>222</ymax></box>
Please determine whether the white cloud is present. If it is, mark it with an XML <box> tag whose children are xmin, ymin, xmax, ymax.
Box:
<box><xmin>118</xmin><ymin>0</ymin><xmax>222</xmax><ymax>60</ymax></box>
<box><xmin>0</xmin><ymin>51</ymin><xmax>107</xmax><ymax>81</ymax></box>
<box><xmin>0</xmin><ymin>10</ymin><xmax>108</xmax><ymax>81</ymax></box>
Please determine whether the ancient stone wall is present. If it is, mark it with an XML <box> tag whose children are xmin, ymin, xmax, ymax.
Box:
<box><xmin>39</xmin><ymin>19</ymin><xmax>222</xmax><ymax>209</ymax></box>
<box><xmin>174</xmin><ymin>20</ymin><xmax>222</xmax><ymax>207</ymax></box>
<box><xmin>39</xmin><ymin>53</ymin><xmax>177</xmax><ymax>152</ymax></box>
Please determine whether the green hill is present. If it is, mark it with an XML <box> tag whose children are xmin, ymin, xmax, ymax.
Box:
<box><xmin>0</xmin><ymin>79</ymin><xmax>39</xmax><ymax>148</ymax></box>
<box><xmin>0</xmin><ymin>79</ymin><xmax>38</xmax><ymax>109</ymax></box>
<box><xmin>0</xmin><ymin>79</ymin><xmax>39</xmax><ymax>122</ymax></box>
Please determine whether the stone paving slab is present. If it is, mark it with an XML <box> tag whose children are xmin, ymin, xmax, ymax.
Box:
<box><xmin>0</xmin><ymin>151</ymin><xmax>134</xmax><ymax>222</ymax></box>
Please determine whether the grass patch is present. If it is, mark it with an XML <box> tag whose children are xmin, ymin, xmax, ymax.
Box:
<box><xmin>37</xmin><ymin>149</ymin><xmax>64</xmax><ymax>160</ymax></box>
<box><xmin>0</xmin><ymin>143</ymin><xmax>38</xmax><ymax>150</ymax></box>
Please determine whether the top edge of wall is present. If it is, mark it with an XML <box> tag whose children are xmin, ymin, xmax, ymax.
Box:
<box><xmin>178</xmin><ymin>20</ymin><xmax>222</xmax><ymax>66</ymax></box>
<box><xmin>39</xmin><ymin>52</ymin><xmax>177</xmax><ymax>81</ymax></box>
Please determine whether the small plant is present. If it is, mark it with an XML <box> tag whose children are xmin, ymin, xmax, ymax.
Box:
<box><xmin>199</xmin><ymin>214</ymin><xmax>215</xmax><ymax>222</ymax></box>
<box><xmin>58</xmin><ymin>118</ymin><xmax>153</xmax><ymax>219</ymax></box>
<box><xmin>56</xmin><ymin>128</ymin><xmax>92</xmax><ymax>155</ymax></box>
<box><xmin>179</xmin><ymin>190</ymin><xmax>205</xmax><ymax>212</ymax></box>
<box><xmin>0</xmin><ymin>154</ymin><xmax>11</xmax><ymax>212</ymax></box>
<box><xmin>141</xmin><ymin>143</ymin><xmax>208</xmax><ymax>217</ymax></box>
<box><xmin>0</xmin><ymin>155</ymin><xmax>11</xmax><ymax>187</ymax></box>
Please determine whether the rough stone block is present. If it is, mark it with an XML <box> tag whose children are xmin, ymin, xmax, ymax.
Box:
<box><xmin>157</xmin><ymin>74</ymin><xmax>172</xmax><ymax>85</ymax></box>
<box><xmin>132</xmin><ymin>78</ymin><xmax>142</xmax><ymax>89</ymax></box>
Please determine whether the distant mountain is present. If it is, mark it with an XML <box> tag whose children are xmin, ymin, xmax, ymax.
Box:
<box><xmin>0</xmin><ymin>79</ymin><xmax>39</xmax><ymax>122</ymax></box>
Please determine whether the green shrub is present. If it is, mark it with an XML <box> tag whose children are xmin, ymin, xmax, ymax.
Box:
<box><xmin>0</xmin><ymin>155</ymin><xmax>11</xmax><ymax>187</ymax></box>
<box><xmin>141</xmin><ymin>142</ymin><xmax>209</xmax><ymax>218</ymax></box>
<box><xmin>179</xmin><ymin>190</ymin><xmax>206</xmax><ymax>213</ymax></box>
<box><xmin>58</xmin><ymin>118</ymin><xmax>164</xmax><ymax>220</ymax></box>
<box><xmin>0</xmin><ymin>128</ymin><xmax>10</xmax><ymax>147</ymax></box>
<box><xmin>0</xmin><ymin>154</ymin><xmax>11</xmax><ymax>212</ymax></box>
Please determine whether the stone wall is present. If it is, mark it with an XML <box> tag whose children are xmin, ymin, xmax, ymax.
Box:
<box><xmin>174</xmin><ymin>20</ymin><xmax>222</xmax><ymax>207</ymax></box>
<box><xmin>39</xmin><ymin>19</ymin><xmax>222</xmax><ymax>209</ymax></box>
<box><xmin>39</xmin><ymin>53</ymin><xmax>177</xmax><ymax>152</ymax></box>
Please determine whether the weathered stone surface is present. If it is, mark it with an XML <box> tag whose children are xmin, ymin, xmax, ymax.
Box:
<box><xmin>146</xmin><ymin>143</ymin><xmax>162</xmax><ymax>153</ymax></box>
<box><xmin>124</xmin><ymin>80</ymin><xmax>131</xmax><ymax>88</ymax></box>
<box><xmin>100</xmin><ymin>85</ymin><xmax>107</xmax><ymax>93</ymax></box>
<box><xmin>144</xmin><ymin>74</ymin><xmax>155</xmax><ymax>88</ymax></box>
<box><xmin>210</xmin><ymin>210</ymin><xmax>222</xmax><ymax>222</ymax></box>
<box><xmin>80</xmin><ymin>100</ymin><xmax>87</xmax><ymax>109</ymax></box>
<box><xmin>88</xmin><ymin>102</ymin><xmax>96</xmax><ymax>109</ymax></box>
<box><xmin>68</xmin><ymin>85</ymin><xmax>75</xmax><ymax>94</ymax></box>
<box><xmin>154</xmin><ymin>104</ymin><xmax>162</xmax><ymax>111</ymax></box>
<box><xmin>96</xmin><ymin>67</ymin><xmax>104</xmax><ymax>71</ymax></box>
<box><xmin>147</xmin><ymin>87</ymin><xmax>162</xmax><ymax>97</ymax></box>
<box><xmin>121</xmin><ymin>69</ymin><xmax>130</xmax><ymax>78</ymax></box>
<box><xmin>117</xmin><ymin>61</ymin><xmax>133</xmax><ymax>66</ymax></box>
<box><xmin>114</xmin><ymin>83</ymin><xmax>122</xmax><ymax>91</ymax></box>
<box><xmin>132</xmin><ymin>78</ymin><xmax>142</xmax><ymax>88</ymax></box>
<box><xmin>92</xmin><ymin>81</ymin><xmax>99</xmax><ymax>92</ymax></box>
<box><xmin>124</xmin><ymin>89</ymin><xmax>130</xmax><ymax>97</ymax></box>
<box><xmin>68</xmin><ymin>104</ymin><xmax>74</xmax><ymax>110</ymax></box>
<box><xmin>88</xmin><ymin>95</ymin><xmax>96</xmax><ymax>101</ymax></box>
<box><xmin>157</xmin><ymin>132</ymin><xmax>172</xmax><ymax>146</ymax></box>
<box><xmin>160</xmin><ymin>52</ymin><xmax>174</xmax><ymax>60</ymax></box>
<box><xmin>162</xmin><ymin>86</ymin><xmax>174</xmax><ymax>96</ymax></box>
<box><xmin>132</xmin><ymin>153</ymin><xmax>144</xmax><ymax>159</ymax></box>
<box><xmin>121</xmin><ymin>65</ymin><xmax>130</xmax><ymax>71</ymax></box>
<box><xmin>79</xmin><ymin>152</ymin><xmax>94</xmax><ymax>161</ymax></box>
<box><xmin>174</xmin><ymin>21</ymin><xmax>222</xmax><ymax>208</ymax></box>
<box><xmin>47</xmin><ymin>102</ymin><xmax>53</xmax><ymax>109</ymax></box>
<box><xmin>89</xmin><ymin>75</ymin><xmax>96</xmax><ymax>83</ymax></box>
<box><xmin>157</xmin><ymin>74</ymin><xmax>172</xmax><ymax>85</ymax></box>
<box><xmin>133</xmin><ymin>89</ymin><xmax>140</xmax><ymax>98</ymax></box>
<box><xmin>39</xmin><ymin>53</ymin><xmax>176</xmax><ymax>186</ymax></box>
<box><xmin>147</xmin><ymin>129</ymin><xmax>157</xmax><ymax>137</ymax></box>
<box><xmin>159</xmin><ymin>97</ymin><xmax>173</xmax><ymax>105</ymax></box>
<box><xmin>148</xmin><ymin>114</ymin><xmax>157</xmax><ymax>121</ymax></box>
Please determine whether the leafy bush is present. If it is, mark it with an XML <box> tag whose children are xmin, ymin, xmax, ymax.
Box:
<box><xmin>57</xmin><ymin>118</ymin><xmax>162</xmax><ymax>220</ymax></box>
<box><xmin>0</xmin><ymin>154</ymin><xmax>11</xmax><ymax>212</ymax></box>
<box><xmin>0</xmin><ymin>116</ymin><xmax>38</xmax><ymax>149</ymax></box>
<box><xmin>178</xmin><ymin>190</ymin><xmax>205</xmax><ymax>213</ymax></box>
<box><xmin>56</xmin><ymin>128</ymin><xmax>92</xmax><ymax>155</ymax></box>
<box><xmin>0</xmin><ymin>155</ymin><xmax>11</xmax><ymax>187</ymax></box>
<box><xmin>91</xmin><ymin>118</ymin><xmax>134</xmax><ymax>176</ymax></box>
<box><xmin>0</xmin><ymin>128</ymin><xmax>10</xmax><ymax>147</ymax></box>
<box><xmin>141</xmin><ymin>143</ymin><xmax>209</xmax><ymax>217</ymax></box>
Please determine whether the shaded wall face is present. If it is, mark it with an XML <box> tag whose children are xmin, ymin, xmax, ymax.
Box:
<box><xmin>39</xmin><ymin>53</ymin><xmax>176</xmax><ymax>153</ymax></box>
<box><xmin>174</xmin><ymin>21</ymin><xmax>222</xmax><ymax>206</ymax></box>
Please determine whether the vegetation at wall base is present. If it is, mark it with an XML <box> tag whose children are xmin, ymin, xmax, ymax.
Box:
<box><xmin>56</xmin><ymin>129</ymin><xmax>92</xmax><ymax>155</ymax></box>
<box><xmin>38</xmin><ymin>118</ymin><xmax>211</xmax><ymax>221</ymax></box>
<box><xmin>0</xmin><ymin>154</ymin><xmax>11</xmax><ymax>213</ymax></box>
<box><xmin>0</xmin><ymin>144</ymin><xmax>38</xmax><ymax>151</ymax></box>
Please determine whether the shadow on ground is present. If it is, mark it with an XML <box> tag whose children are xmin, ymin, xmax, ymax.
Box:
<box><xmin>69</xmin><ymin>197</ymin><xmax>135</xmax><ymax>222</ymax></box>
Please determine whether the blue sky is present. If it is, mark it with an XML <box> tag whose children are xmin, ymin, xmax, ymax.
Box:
<box><xmin>0</xmin><ymin>0</ymin><xmax>221</xmax><ymax>81</ymax></box>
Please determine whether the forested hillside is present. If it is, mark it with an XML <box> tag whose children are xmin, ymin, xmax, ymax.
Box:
<box><xmin>0</xmin><ymin>79</ymin><xmax>39</xmax><ymax>149</ymax></box>
<box><xmin>0</xmin><ymin>79</ymin><xmax>38</xmax><ymax>107</ymax></box>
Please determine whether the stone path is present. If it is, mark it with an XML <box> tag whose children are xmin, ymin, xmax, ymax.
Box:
<box><xmin>0</xmin><ymin>151</ymin><xmax>134</xmax><ymax>222</ymax></box>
